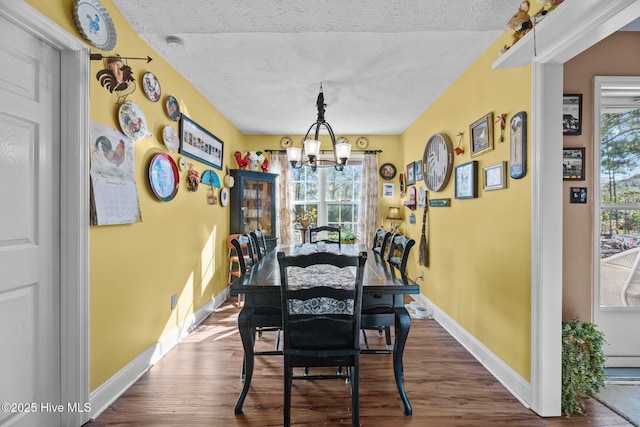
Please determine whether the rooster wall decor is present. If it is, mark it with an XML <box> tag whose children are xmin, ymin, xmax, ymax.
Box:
<box><xmin>91</xmin><ymin>53</ymin><xmax>152</xmax><ymax>104</ymax></box>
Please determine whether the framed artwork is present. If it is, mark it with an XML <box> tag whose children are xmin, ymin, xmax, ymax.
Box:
<box><xmin>379</xmin><ymin>163</ymin><xmax>397</xmax><ymax>180</ymax></box>
<box><xmin>510</xmin><ymin>111</ymin><xmax>527</xmax><ymax>179</ymax></box>
<box><xmin>382</xmin><ymin>183</ymin><xmax>395</xmax><ymax>198</ymax></box>
<box><xmin>179</xmin><ymin>115</ymin><xmax>224</xmax><ymax>170</ymax></box>
<box><xmin>455</xmin><ymin>160</ymin><xmax>478</xmax><ymax>199</ymax></box>
<box><xmin>570</xmin><ymin>187</ymin><xmax>588</xmax><ymax>204</ymax></box>
<box><xmin>483</xmin><ymin>161</ymin><xmax>507</xmax><ymax>191</ymax></box>
<box><xmin>563</xmin><ymin>94</ymin><xmax>582</xmax><ymax>135</ymax></box>
<box><xmin>406</xmin><ymin>162</ymin><xmax>415</xmax><ymax>186</ymax></box>
<box><xmin>414</xmin><ymin>160</ymin><xmax>423</xmax><ymax>182</ymax></box>
<box><xmin>563</xmin><ymin>147</ymin><xmax>585</xmax><ymax>180</ymax></box>
<box><xmin>470</xmin><ymin>112</ymin><xmax>494</xmax><ymax>157</ymax></box>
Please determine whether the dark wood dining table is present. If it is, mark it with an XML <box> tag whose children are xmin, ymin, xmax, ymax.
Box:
<box><xmin>229</xmin><ymin>243</ymin><xmax>420</xmax><ymax>416</ymax></box>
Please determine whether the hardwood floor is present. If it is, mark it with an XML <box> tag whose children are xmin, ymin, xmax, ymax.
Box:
<box><xmin>86</xmin><ymin>298</ymin><xmax>631</xmax><ymax>426</ymax></box>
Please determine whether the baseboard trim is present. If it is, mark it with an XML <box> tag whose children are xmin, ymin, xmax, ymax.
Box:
<box><xmin>89</xmin><ymin>289</ymin><xmax>229</xmax><ymax>420</ymax></box>
<box><xmin>411</xmin><ymin>293</ymin><xmax>532</xmax><ymax>408</ymax></box>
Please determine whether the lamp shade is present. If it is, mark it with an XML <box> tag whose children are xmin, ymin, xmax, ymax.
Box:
<box><xmin>386</xmin><ymin>207</ymin><xmax>401</xmax><ymax>220</ymax></box>
<box><xmin>335</xmin><ymin>141</ymin><xmax>352</xmax><ymax>161</ymax></box>
<box><xmin>304</xmin><ymin>139</ymin><xmax>321</xmax><ymax>157</ymax></box>
<box><xmin>286</xmin><ymin>146</ymin><xmax>302</xmax><ymax>163</ymax></box>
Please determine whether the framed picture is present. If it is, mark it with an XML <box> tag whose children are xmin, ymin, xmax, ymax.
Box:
<box><xmin>483</xmin><ymin>161</ymin><xmax>507</xmax><ymax>191</ymax></box>
<box><xmin>470</xmin><ymin>112</ymin><xmax>494</xmax><ymax>157</ymax></box>
<box><xmin>570</xmin><ymin>187</ymin><xmax>588</xmax><ymax>204</ymax></box>
<box><xmin>406</xmin><ymin>162</ymin><xmax>415</xmax><ymax>186</ymax></box>
<box><xmin>563</xmin><ymin>147</ymin><xmax>585</xmax><ymax>180</ymax></box>
<box><xmin>179</xmin><ymin>115</ymin><xmax>223</xmax><ymax>170</ymax></box>
<box><xmin>563</xmin><ymin>94</ymin><xmax>582</xmax><ymax>135</ymax></box>
<box><xmin>379</xmin><ymin>163</ymin><xmax>397</xmax><ymax>180</ymax></box>
<box><xmin>382</xmin><ymin>183</ymin><xmax>394</xmax><ymax>198</ymax></box>
<box><xmin>455</xmin><ymin>160</ymin><xmax>478</xmax><ymax>199</ymax></box>
<box><xmin>414</xmin><ymin>160</ymin><xmax>423</xmax><ymax>182</ymax></box>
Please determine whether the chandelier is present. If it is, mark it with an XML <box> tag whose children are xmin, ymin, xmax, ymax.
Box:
<box><xmin>286</xmin><ymin>83</ymin><xmax>352</xmax><ymax>171</ymax></box>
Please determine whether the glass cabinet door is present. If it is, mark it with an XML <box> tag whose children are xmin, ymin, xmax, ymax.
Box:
<box><xmin>241</xmin><ymin>178</ymin><xmax>273</xmax><ymax>236</ymax></box>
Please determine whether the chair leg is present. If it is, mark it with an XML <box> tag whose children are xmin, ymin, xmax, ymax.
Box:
<box><xmin>351</xmin><ymin>360</ymin><xmax>359</xmax><ymax>427</ymax></box>
<box><xmin>284</xmin><ymin>358</ymin><xmax>292</xmax><ymax>427</ymax></box>
<box><xmin>384</xmin><ymin>326</ymin><xmax>392</xmax><ymax>350</ymax></box>
<box><xmin>361</xmin><ymin>329</ymin><xmax>369</xmax><ymax>350</ymax></box>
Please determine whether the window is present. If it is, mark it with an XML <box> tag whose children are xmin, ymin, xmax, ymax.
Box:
<box><xmin>291</xmin><ymin>157</ymin><xmax>362</xmax><ymax>241</ymax></box>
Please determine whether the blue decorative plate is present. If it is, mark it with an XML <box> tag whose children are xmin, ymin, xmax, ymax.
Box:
<box><xmin>149</xmin><ymin>153</ymin><xmax>179</xmax><ymax>202</ymax></box>
<box><xmin>73</xmin><ymin>0</ymin><xmax>117</xmax><ymax>51</ymax></box>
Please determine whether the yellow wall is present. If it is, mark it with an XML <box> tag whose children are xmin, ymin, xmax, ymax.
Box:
<box><xmin>26</xmin><ymin>0</ymin><xmax>245</xmax><ymax>390</ymax></box>
<box><xmin>401</xmin><ymin>34</ymin><xmax>533</xmax><ymax>379</ymax></box>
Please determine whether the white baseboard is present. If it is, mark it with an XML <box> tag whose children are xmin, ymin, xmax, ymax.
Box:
<box><xmin>410</xmin><ymin>293</ymin><xmax>533</xmax><ymax>408</ymax></box>
<box><xmin>89</xmin><ymin>288</ymin><xmax>229</xmax><ymax>420</ymax></box>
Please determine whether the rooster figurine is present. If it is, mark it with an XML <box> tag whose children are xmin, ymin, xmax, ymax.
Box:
<box><xmin>234</xmin><ymin>151</ymin><xmax>250</xmax><ymax>169</ymax></box>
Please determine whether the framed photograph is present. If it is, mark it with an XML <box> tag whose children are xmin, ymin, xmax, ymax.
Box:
<box><xmin>406</xmin><ymin>162</ymin><xmax>415</xmax><ymax>186</ymax></box>
<box><xmin>470</xmin><ymin>112</ymin><xmax>494</xmax><ymax>157</ymax></box>
<box><xmin>179</xmin><ymin>115</ymin><xmax>224</xmax><ymax>170</ymax></box>
<box><xmin>483</xmin><ymin>161</ymin><xmax>507</xmax><ymax>191</ymax></box>
<box><xmin>382</xmin><ymin>183</ymin><xmax>395</xmax><ymax>198</ymax></box>
<box><xmin>563</xmin><ymin>147</ymin><xmax>585</xmax><ymax>180</ymax></box>
<box><xmin>414</xmin><ymin>160</ymin><xmax>423</xmax><ymax>182</ymax></box>
<box><xmin>563</xmin><ymin>94</ymin><xmax>582</xmax><ymax>135</ymax></box>
<box><xmin>455</xmin><ymin>160</ymin><xmax>478</xmax><ymax>199</ymax></box>
<box><xmin>570</xmin><ymin>187</ymin><xmax>588</xmax><ymax>204</ymax></box>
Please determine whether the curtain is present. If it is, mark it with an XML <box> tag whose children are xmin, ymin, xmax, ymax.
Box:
<box><xmin>270</xmin><ymin>153</ymin><xmax>293</xmax><ymax>245</ymax></box>
<box><xmin>358</xmin><ymin>154</ymin><xmax>380</xmax><ymax>248</ymax></box>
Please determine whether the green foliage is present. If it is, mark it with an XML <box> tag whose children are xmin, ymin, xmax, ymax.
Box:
<box><xmin>561</xmin><ymin>320</ymin><xmax>607</xmax><ymax>416</ymax></box>
<box><xmin>340</xmin><ymin>228</ymin><xmax>359</xmax><ymax>243</ymax></box>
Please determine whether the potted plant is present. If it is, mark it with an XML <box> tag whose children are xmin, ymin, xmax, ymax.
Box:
<box><xmin>561</xmin><ymin>319</ymin><xmax>607</xmax><ymax>416</ymax></box>
<box><xmin>340</xmin><ymin>229</ymin><xmax>360</xmax><ymax>244</ymax></box>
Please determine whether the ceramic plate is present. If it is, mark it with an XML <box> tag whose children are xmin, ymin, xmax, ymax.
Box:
<box><xmin>220</xmin><ymin>187</ymin><xmax>229</xmax><ymax>207</ymax></box>
<box><xmin>148</xmin><ymin>153</ymin><xmax>179</xmax><ymax>201</ymax></box>
<box><xmin>142</xmin><ymin>71</ymin><xmax>161</xmax><ymax>102</ymax></box>
<box><xmin>118</xmin><ymin>101</ymin><xmax>149</xmax><ymax>141</ymax></box>
<box><xmin>165</xmin><ymin>95</ymin><xmax>181</xmax><ymax>121</ymax></box>
<box><xmin>73</xmin><ymin>0</ymin><xmax>117</xmax><ymax>51</ymax></box>
<box><xmin>162</xmin><ymin>125</ymin><xmax>179</xmax><ymax>152</ymax></box>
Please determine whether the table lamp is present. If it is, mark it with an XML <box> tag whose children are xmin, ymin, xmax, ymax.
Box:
<box><xmin>386</xmin><ymin>206</ymin><xmax>402</xmax><ymax>231</ymax></box>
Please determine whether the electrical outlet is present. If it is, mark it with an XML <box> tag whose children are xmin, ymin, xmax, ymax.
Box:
<box><xmin>170</xmin><ymin>293</ymin><xmax>178</xmax><ymax>310</ymax></box>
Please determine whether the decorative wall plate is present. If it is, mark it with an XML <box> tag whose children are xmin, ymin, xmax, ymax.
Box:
<box><xmin>162</xmin><ymin>125</ymin><xmax>179</xmax><ymax>152</ymax></box>
<box><xmin>118</xmin><ymin>101</ymin><xmax>149</xmax><ymax>141</ymax></box>
<box><xmin>142</xmin><ymin>71</ymin><xmax>161</xmax><ymax>102</ymax></box>
<box><xmin>73</xmin><ymin>0</ymin><xmax>117</xmax><ymax>51</ymax></box>
<box><xmin>280</xmin><ymin>136</ymin><xmax>293</xmax><ymax>148</ymax></box>
<box><xmin>379</xmin><ymin>163</ymin><xmax>396</xmax><ymax>180</ymax></box>
<box><xmin>165</xmin><ymin>95</ymin><xmax>181</xmax><ymax>121</ymax></box>
<box><xmin>148</xmin><ymin>153</ymin><xmax>179</xmax><ymax>201</ymax></box>
<box><xmin>220</xmin><ymin>187</ymin><xmax>229</xmax><ymax>207</ymax></box>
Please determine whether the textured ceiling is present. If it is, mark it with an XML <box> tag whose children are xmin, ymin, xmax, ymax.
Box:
<box><xmin>111</xmin><ymin>0</ymin><xmax>519</xmax><ymax>136</ymax></box>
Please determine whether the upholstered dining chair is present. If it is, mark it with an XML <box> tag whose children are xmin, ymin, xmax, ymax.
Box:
<box><xmin>372</xmin><ymin>229</ymin><xmax>394</xmax><ymax>259</ymax></box>
<box><xmin>309</xmin><ymin>225</ymin><xmax>341</xmax><ymax>249</ymax></box>
<box><xmin>277</xmin><ymin>250</ymin><xmax>367</xmax><ymax>427</ymax></box>
<box><xmin>249</xmin><ymin>229</ymin><xmax>268</xmax><ymax>259</ymax></box>
<box><xmin>386</xmin><ymin>234</ymin><xmax>416</xmax><ymax>275</ymax></box>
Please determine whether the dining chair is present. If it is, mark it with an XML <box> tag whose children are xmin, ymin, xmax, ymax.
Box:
<box><xmin>249</xmin><ymin>229</ymin><xmax>268</xmax><ymax>259</ymax></box>
<box><xmin>309</xmin><ymin>225</ymin><xmax>341</xmax><ymax>249</ymax></box>
<box><xmin>277</xmin><ymin>250</ymin><xmax>367</xmax><ymax>427</ymax></box>
<box><xmin>386</xmin><ymin>234</ymin><xmax>416</xmax><ymax>275</ymax></box>
<box><xmin>372</xmin><ymin>229</ymin><xmax>394</xmax><ymax>259</ymax></box>
<box><xmin>228</xmin><ymin>234</ymin><xmax>248</xmax><ymax>283</ymax></box>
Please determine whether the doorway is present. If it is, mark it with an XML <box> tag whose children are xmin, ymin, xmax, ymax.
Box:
<box><xmin>0</xmin><ymin>2</ymin><xmax>90</xmax><ymax>426</ymax></box>
<box><xmin>594</xmin><ymin>75</ymin><xmax>640</xmax><ymax>367</ymax></box>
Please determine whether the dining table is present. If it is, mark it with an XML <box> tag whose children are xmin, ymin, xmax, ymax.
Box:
<box><xmin>229</xmin><ymin>243</ymin><xmax>420</xmax><ymax>416</ymax></box>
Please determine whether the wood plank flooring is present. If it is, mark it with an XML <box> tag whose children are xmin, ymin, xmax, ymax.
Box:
<box><xmin>86</xmin><ymin>298</ymin><xmax>631</xmax><ymax>426</ymax></box>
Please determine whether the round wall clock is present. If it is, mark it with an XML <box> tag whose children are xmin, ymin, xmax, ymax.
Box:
<box><xmin>379</xmin><ymin>163</ymin><xmax>397</xmax><ymax>180</ymax></box>
<box><xmin>280</xmin><ymin>136</ymin><xmax>292</xmax><ymax>148</ymax></box>
<box><xmin>356</xmin><ymin>137</ymin><xmax>369</xmax><ymax>149</ymax></box>
<box><xmin>423</xmin><ymin>133</ymin><xmax>454</xmax><ymax>192</ymax></box>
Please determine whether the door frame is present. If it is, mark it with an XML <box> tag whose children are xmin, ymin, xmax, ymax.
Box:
<box><xmin>0</xmin><ymin>1</ymin><xmax>90</xmax><ymax>425</ymax></box>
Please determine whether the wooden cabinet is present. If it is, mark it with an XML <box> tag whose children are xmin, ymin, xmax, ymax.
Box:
<box><xmin>229</xmin><ymin>169</ymin><xmax>278</xmax><ymax>251</ymax></box>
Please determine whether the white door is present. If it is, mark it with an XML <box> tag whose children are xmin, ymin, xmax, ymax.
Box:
<box><xmin>0</xmin><ymin>14</ymin><xmax>62</xmax><ymax>426</ymax></box>
<box><xmin>595</xmin><ymin>76</ymin><xmax>640</xmax><ymax>367</ymax></box>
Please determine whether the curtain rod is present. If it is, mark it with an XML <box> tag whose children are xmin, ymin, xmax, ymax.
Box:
<box><xmin>264</xmin><ymin>149</ymin><xmax>382</xmax><ymax>154</ymax></box>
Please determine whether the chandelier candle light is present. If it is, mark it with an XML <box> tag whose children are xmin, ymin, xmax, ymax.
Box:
<box><xmin>286</xmin><ymin>83</ymin><xmax>352</xmax><ymax>171</ymax></box>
